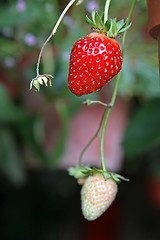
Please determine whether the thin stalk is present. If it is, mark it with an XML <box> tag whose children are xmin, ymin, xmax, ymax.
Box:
<box><xmin>104</xmin><ymin>0</ymin><xmax>111</xmax><ymax>23</ymax></box>
<box><xmin>78</xmin><ymin>109</ymin><xmax>106</xmax><ymax>165</ymax></box>
<box><xmin>122</xmin><ymin>0</ymin><xmax>137</xmax><ymax>52</ymax></box>
<box><xmin>36</xmin><ymin>0</ymin><xmax>77</xmax><ymax>77</ymax></box>
<box><xmin>100</xmin><ymin>0</ymin><xmax>137</xmax><ymax>172</ymax></box>
<box><xmin>100</xmin><ymin>74</ymin><xmax>120</xmax><ymax>172</ymax></box>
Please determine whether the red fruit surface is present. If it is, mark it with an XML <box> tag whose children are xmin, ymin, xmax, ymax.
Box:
<box><xmin>68</xmin><ymin>32</ymin><xmax>122</xmax><ymax>96</ymax></box>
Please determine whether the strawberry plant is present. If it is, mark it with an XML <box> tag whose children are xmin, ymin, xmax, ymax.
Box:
<box><xmin>31</xmin><ymin>0</ymin><xmax>136</xmax><ymax>220</ymax></box>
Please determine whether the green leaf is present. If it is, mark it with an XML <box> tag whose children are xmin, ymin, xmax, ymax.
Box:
<box><xmin>105</xmin><ymin>19</ymin><xmax>112</xmax><ymax>32</ymax></box>
<box><xmin>118</xmin><ymin>22</ymin><xmax>132</xmax><ymax>33</ymax></box>
<box><xmin>101</xmin><ymin>12</ymin><xmax>105</xmax><ymax>23</ymax></box>
<box><xmin>91</xmin><ymin>10</ymin><xmax>96</xmax><ymax>24</ymax></box>
<box><xmin>123</xmin><ymin>98</ymin><xmax>160</xmax><ymax>157</ymax></box>
<box><xmin>68</xmin><ymin>165</ymin><xmax>90</xmax><ymax>179</ymax></box>
<box><xmin>106</xmin><ymin>19</ymin><xmax>118</xmax><ymax>37</ymax></box>
<box><xmin>94</xmin><ymin>11</ymin><xmax>104</xmax><ymax>29</ymax></box>
<box><xmin>85</xmin><ymin>15</ymin><xmax>94</xmax><ymax>26</ymax></box>
<box><xmin>116</xmin><ymin>19</ymin><xmax>126</xmax><ymax>31</ymax></box>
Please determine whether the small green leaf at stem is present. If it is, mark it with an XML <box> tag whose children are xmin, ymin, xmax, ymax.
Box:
<box><xmin>105</xmin><ymin>19</ymin><xmax>111</xmax><ymax>31</ymax></box>
<box><xmin>94</xmin><ymin>12</ymin><xmax>104</xmax><ymax>29</ymax></box>
<box><xmin>91</xmin><ymin>11</ymin><xmax>96</xmax><ymax>24</ymax></box>
<box><xmin>86</xmin><ymin>15</ymin><xmax>93</xmax><ymax>25</ymax></box>
<box><xmin>68</xmin><ymin>165</ymin><xmax>129</xmax><ymax>183</ymax></box>
<box><xmin>118</xmin><ymin>21</ymin><xmax>132</xmax><ymax>33</ymax></box>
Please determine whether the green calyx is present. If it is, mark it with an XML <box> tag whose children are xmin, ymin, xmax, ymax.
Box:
<box><xmin>68</xmin><ymin>165</ymin><xmax>129</xmax><ymax>183</ymax></box>
<box><xmin>86</xmin><ymin>11</ymin><xmax>131</xmax><ymax>38</ymax></box>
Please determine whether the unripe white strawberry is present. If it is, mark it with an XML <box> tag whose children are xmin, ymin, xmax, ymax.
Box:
<box><xmin>81</xmin><ymin>174</ymin><xmax>118</xmax><ymax>221</ymax></box>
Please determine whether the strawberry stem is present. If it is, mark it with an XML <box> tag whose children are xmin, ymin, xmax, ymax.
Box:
<box><xmin>78</xmin><ymin>110</ymin><xmax>106</xmax><ymax>165</ymax></box>
<box><xmin>100</xmin><ymin>74</ymin><xmax>120</xmax><ymax>173</ymax></box>
<box><xmin>122</xmin><ymin>0</ymin><xmax>137</xmax><ymax>54</ymax></box>
<box><xmin>35</xmin><ymin>0</ymin><xmax>79</xmax><ymax>78</ymax></box>
<box><xmin>77</xmin><ymin>0</ymin><xmax>136</xmax><ymax>169</ymax></box>
<box><xmin>99</xmin><ymin>0</ymin><xmax>136</xmax><ymax>173</ymax></box>
<box><xmin>104</xmin><ymin>0</ymin><xmax>111</xmax><ymax>23</ymax></box>
<box><xmin>78</xmin><ymin>101</ymin><xmax>112</xmax><ymax>166</ymax></box>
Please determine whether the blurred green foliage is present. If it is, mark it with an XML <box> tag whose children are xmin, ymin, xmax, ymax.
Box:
<box><xmin>0</xmin><ymin>0</ymin><xmax>159</xmax><ymax>185</ymax></box>
<box><xmin>123</xmin><ymin>98</ymin><xmax>160</xmax><ymax>156</ymax></box>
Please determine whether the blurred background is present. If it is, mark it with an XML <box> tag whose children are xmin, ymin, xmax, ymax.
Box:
<box><xmin>0</xmin><ymin>0</ymin><xmax>160</xmax><ymax>239</ymax></box>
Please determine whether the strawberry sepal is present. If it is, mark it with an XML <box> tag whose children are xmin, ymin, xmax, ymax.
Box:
<box><xmin>86</xmin><ymin>11</ymin><xmax>131</xmax><ymax>38</ymax></box>
<box><xmin>30</xmin><ymin>74</ymin><xmax>53</xmax><ymax>91</ymax></box>
<box><xmin>68</xmin><ymin>165</ymin><xmax>129</xmax><ymax>183</ymax></box>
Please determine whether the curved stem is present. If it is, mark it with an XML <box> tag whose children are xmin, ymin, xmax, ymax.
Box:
<box><xmin>100</xmin><ymin>74</ymin><xmax>120</xmax><ymax>172</ymax></box>
<box><xmin>99</xmin><ymin>0</ymin><xmax>136</xmax><ymax>172</ymax></box>
<box><xmin>104</xmin><ymin>0</ymin><xmax>111</xmax><ymax>23</ymax></box>
<box><xmin>36</xmin><ymin>0</ymin><xmax>77</xmax><ymax>76</ymax></box>
<box><xmin>76</xmin><ymin>0</ymin><xmax>136</xmax><ymax>168</ymax></box>
<box><xmin>78</xmin><ymin>109</ymin><xmax>106</xmax><ymax>165</ymax></box>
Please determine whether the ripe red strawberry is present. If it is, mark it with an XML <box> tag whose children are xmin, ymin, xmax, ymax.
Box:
<box><xmin>81</xmin><ymin>174</ymin><xmax>118</xmax><ymax>221</ymax></box>
<box><xmin>68</xmin><ymin>12</ymin><xmax>131</xmax><ymax>96</ymax></box>
<box><xmin>68</xmin><ymin>33</ymin><xmax>122</xmax><ymax>96</ymax></box>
